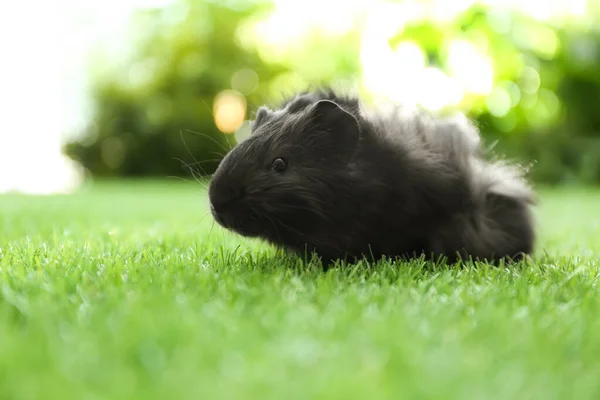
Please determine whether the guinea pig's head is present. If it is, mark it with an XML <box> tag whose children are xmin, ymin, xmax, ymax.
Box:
<box><xmin>208</xmin><ymin>99</ymin><xmax>360</xmax><ymax>242</ymax></box>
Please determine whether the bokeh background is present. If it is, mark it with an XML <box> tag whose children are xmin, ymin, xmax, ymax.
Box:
<box><xmin>2</xmin><ymin>0</ymin><xmax>599</xmax><ymax>194</ymax></box>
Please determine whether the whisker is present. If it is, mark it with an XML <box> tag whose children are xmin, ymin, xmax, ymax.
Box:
<box><xmin>179</xmin><ymin>130</ymin><xmax>203</xmax><ymax>165</ymax></box>
<box><xmin>187</xmin><ymin>212</ymin><xmax>211</xmax><ymax>235</ymax></box>
<box><xmin>172</xmin><ymin>157</ymin><xmax>209</xmax><ymax>188</ymax></box>
<box><xmin>184</xmin><ymin>158</ymin><xmax>223</xmax><ymax>167</ymax></box>
<box><xmin>176</xmin><ymin>133</ymin><xmax>213</xmax><ymax>186</ymax></box>
<box><xmin>185</xmin><ymin>129</ymin><xmax>231</xmax><ymax>157</ymax></box>
<box><xmin>208</xmin><ymin>219</ymin><xmax>216</xmax><ymax>238</ymax></box>
<box><xmin>197</xmin><ymin>211</ymin><xmax>212</xmax><ymax>226</ymax></box>
<box><xmin>167</xmin><ymin>175</ymin><xmax>200</xmax><ymax>186</ymax></box>
<box><xmin>211</xmin><ymin>151</ymin><xmax>227</xmax><ymax>159</ymax></box>
<box><xmin>199</xmin><ymin>100</ymin><xmax>236</xmax><ymax>151</ymax></box>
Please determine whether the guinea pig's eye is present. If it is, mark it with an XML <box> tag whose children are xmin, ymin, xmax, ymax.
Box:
<box><xmin>271</xmin><ymin>157</ymin><xmax>287</xmax><ymax>173</ymax></box>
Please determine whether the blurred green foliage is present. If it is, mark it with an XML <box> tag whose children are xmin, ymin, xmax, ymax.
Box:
<box><xmin>443</xmin><ymin>6</ymin><xmax>600</xmax><ymax>184</ymax></box>
<box><xmin>65</xmin><ymin>0</ymin><xmax>288</xmax><ymax>177</ymax></box>
<box><xmin>65</xmin><ymin>0</ymin><xmax>600</xmax><ymax>184</ymax></box>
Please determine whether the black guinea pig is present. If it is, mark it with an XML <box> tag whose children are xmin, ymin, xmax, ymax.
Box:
<box><xmin>208</xmin><ymin>89</ymin><xmax>536</xmax><ymax>266</ymax></box>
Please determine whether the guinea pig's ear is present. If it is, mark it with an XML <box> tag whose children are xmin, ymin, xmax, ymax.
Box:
<box><xmin>307</xmin><ymin>100</ymin><xmax>359</xmax><ymax>163</ymax></box>
<box><xmin>250</xmin><ymin>107</ymin><xmax>270</xmax><ymax>133</ymax></box>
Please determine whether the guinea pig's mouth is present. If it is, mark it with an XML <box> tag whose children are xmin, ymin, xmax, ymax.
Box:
<box><xmin>210</xmin><ymin>203</ymin><xmax>264</xmax><ymax>237</ymax></box>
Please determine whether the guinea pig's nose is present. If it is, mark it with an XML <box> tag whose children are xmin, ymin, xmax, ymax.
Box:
<box><xmin>210</xmin><ymin>188</ymin><xmax>245</xmax><ymax>213</ymax></box>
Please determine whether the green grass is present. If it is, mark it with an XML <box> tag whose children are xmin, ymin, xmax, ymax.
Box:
<box><xmin>0</xmin><ymin>180</ymin><xmax>599</xmax><ymax>400</ymax></box>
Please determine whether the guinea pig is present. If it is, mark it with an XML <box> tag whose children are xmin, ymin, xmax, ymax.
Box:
<box><xmin>208</xmin><ymin>89</ymin><xmax>536</xmax><ymax>266</ymax></box>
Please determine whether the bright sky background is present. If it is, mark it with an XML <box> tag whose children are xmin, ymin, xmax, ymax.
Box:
<box><xmin>0</xmin><ymin>0</ymin><xmax>588</xmax><ymax>194</ymax></box>
<box><xmin>0</xmin><ymin>0</ymin><xmax>175</xmax><ymax>194</ymax></box>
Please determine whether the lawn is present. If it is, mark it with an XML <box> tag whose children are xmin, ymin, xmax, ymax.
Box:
<box><xmin>0</xmin><ymin>180</ymin><xmax>599</xmax><ymax>400</ymax></box>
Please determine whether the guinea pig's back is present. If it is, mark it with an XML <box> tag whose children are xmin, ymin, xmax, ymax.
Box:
<box><xmin>375</xmin><ymin>107</ymin><xmax>536</xmax><ymax>261</ymax></box>
<box><xmin>428</xmin><ymin>154</ymin><xmax>536</xmax><ymax>262</ymax></box>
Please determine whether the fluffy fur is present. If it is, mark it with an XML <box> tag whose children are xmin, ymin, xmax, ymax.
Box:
<box><xmin>208</xmin><ymin>90</ymin><xmax>536</xmax><ymax>266</ymax></box>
